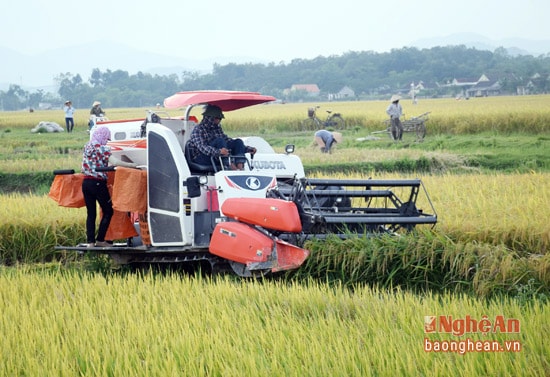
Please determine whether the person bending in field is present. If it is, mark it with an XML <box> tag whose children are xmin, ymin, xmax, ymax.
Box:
<box><xmin>81</xmin><ymin>126</ymin><xmax>137</xmax><ymax>248</ymax></box>
<box><xmin>386</xmin><ymin>94</ymin><xmax>403</xmax><ymax>141</ymax></box>
<box><xmin>313</xmin><ymin>129</ymin><xmax>342</xmax><ymax>153</ymax></box>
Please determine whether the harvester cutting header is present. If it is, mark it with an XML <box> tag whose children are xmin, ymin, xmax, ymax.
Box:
<box><xmin>50</xmin><ymin>90</ymin><xmax>437</xmax><ymax>277</ymax></box>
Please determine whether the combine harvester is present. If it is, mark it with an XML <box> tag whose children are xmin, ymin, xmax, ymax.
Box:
<box><xmin>51</xmin><ymin>91</ymin><xmax>437</xmax><ymax>277</ymax></box>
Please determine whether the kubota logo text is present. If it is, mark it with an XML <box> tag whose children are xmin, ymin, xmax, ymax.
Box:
<box><xmin>252</xmin><ymin>160</ymin><xmax>286</xmax><ymax>170</ymax></box>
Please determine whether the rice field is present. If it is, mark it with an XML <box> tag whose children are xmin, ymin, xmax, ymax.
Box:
<box><xmin>2</xmin><ymin>95</ymin><xmax>549</xmax><ymax>134</ymax></box>
<box><xmin>0</xmin><ymin>268</ymin><xmax>548</xmax><ymax>377</ymax></box>
<box><xmin>1</xmin><ymin>172</ymin><xmax>548</xmax><ymax>253</ymax></box>
<box><xmin>1</xmin><ymin>95</ymin><xmax>549</xmax><ymax>376</ymax></box>
<box><xmin>1</xmin><ymin>171</ymin><xmax>548</xmax><ymax>300</ymax></box>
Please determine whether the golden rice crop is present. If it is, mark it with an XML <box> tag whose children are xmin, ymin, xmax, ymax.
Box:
<box><xmin>1</xmin><ymin>172</ymin><xmax>548</xmax><ymax>253</ymax></box>
<box><xmin>421</xmin><ymin>172</ymin><xmax>549</xmax><ymax>252</ymax></box>
<box><xmin>0</xmin><ymin>193</ymin><xmax>84</xmax><ymax>264</ymax></box>
<box><xmin>2</xmin><ymin>95</ymin><xmax>550</xmax><ymax>133</ymax></box>
<box><xmin>0</xmin><ymin>192</ymin><xmax>83</xmax><ymax>225</ymax></box>
<box><xmin>0</xmin><ymin>267</ymin><xmax>547</xmax><ymax>376</ymax></box>
<box><xmin>303</xmin><ymin>172</ymin><xmax>549</xmax><ymax>253</ymax></box>
<box><xmin>200</xmin><ymin>95</ymin><xmax>550</xmax><ymax>133</ymax></box>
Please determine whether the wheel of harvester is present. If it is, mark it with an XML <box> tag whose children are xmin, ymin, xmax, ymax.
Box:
<box><xmin>327</xmin><ymin>115</ymin><xmax>346</xmax><ymax>130</ymax></box>
<box><xmin>301</xmin><ymin>117</ymin><xmax>319</xmax><ymax>131</ymax></box>
<box><xmin>416</xmin><ymin>121</ymin><xmax>427</xmax><ymax>141</ymax></box>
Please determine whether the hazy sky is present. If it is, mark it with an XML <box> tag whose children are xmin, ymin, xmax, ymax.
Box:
<box><xmin>3</xmin><ymin>0</ymin><xmax>549</xmax><ymax>61</ymax></box>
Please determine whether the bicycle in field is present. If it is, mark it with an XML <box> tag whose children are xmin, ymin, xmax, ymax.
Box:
<box><xmin>301</xmin><ymin>106</ymin><xmax>346</xmax><ymax>131</ymax></box>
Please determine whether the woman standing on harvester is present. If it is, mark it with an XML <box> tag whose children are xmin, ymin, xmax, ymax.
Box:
<box><xmin>81</xmin><ymin>126</ymin><xmax>137</xmax><ymax>247</ymax></box>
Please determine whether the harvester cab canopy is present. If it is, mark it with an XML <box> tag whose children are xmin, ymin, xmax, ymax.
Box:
<box><xmin>163</xmin><ymin>90</ymin><xmax>276</xmax><ymax>121</ymax></box>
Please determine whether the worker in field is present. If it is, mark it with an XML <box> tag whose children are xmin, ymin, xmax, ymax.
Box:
<box><xmin>81</xmin><ymin>126</ymin><xmax>137</xmax><ymax>247</ymax></box>
<box><xmin>89</xmin><ymin>101</ymin><xmax>106</xmax><ymax>130</ymax></box>
<box><xmin>386</xmin><ymin>94</ymin><xmax>403</xmax><ymax>141</ymax></box>
<box><xmin>313</xmin><ymin>129</ymin><xmax>342</xmax><ymax>153</ymax></box>
<box><xmin>90</xmin><ymin>101</ymin><xmax>105</xmax><ymax>117</ymax></box>
<box><xmin>187</xmin><ymin>104</ymin><xmax>256</xmax><ymax>170</ymax></box>
<box><xmin>63</xmin><ymin>100</ymin><xmax>75</xmax><ymax>133</ymax></box>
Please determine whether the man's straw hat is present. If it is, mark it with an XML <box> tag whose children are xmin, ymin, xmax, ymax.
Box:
<box><xmin>332</xmin><ymin>132</ymin><xmax>343</xmax><ymax>143</ymax></box>
<box><xmin>390</xmin><ymin>94</ymin><xmax>401</xmax><ymax>102</ymax></box>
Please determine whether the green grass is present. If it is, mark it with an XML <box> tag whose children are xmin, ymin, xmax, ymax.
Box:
<box><xmin>1</xmin><ymin>126</ymin><xmax>549</xmax><ymax>177</ymax></box>
<box><xmin>1</xmin><ymin>96</ymin><xmax>549</xmax><ymax>180</ymax></box>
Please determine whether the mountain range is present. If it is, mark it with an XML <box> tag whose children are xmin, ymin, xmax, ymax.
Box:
<box><xmin>1</xmin><ymin>33</ymin><xmax>548</xmax><ymax>93</ymax></box>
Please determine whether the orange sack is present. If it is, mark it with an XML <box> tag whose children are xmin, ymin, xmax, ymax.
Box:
<box><xmin>111</xmin><ymin>167</ymin><xmax>148</xmax><ymax>213</ymax></box>
<box><xmin>105</xmin><ymin>210</ymin><xmax>138</xmax><ymax>240</ymax></box>
<box><xmin>48</xmin><ymin>171</ymin><xmax>140</xmax><ymax>240</ymax></box>
<box><xmin>48</xmin><ymin>173</ymin><xmax>86</xmax><ymax>208</ymax></box>
<box><xmin>105</xmin><ymin>170</ymin><xmax>139</xmax><ymax>240</ymax></box>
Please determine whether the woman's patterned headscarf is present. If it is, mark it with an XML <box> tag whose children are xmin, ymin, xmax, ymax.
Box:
<box><xmin>91</xmin><ymin>126</ymin><xmax>111</xmax><ymax>145</ymax></box>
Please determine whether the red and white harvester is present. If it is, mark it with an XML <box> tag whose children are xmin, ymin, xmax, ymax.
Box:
<box><xmin>51</xmin><ymin>91</ymin><xmax>437</xmax><ymax>277</ymax></box>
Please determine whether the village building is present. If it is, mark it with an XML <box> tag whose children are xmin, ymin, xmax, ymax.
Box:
<box><xmin>328</xmin><ymin>86</ymin><xmax>356</xmax><ymax>100</ymax></box>
<box><xmin>466</xmin><ymin>79</ymin><xmax>502</xmax><ymax>97</ymax></box>
<box><xmin>289</xmin><ymin>84</ymin><xmax>321</xmax><ymax>97</ymax></box>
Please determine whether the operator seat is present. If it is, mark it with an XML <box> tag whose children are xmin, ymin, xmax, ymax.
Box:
<box><xmin>184</xmin><ymin>140</ymin><xmax>219</xmax><ymax>174</ymax></box>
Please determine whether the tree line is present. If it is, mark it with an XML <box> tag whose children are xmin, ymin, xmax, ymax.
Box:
<box><xmin>1</xmin><ymin>45</ymin><xmax>549</xmax><ymax>111</ymax></box>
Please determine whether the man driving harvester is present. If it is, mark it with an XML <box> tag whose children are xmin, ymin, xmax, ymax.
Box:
<box><xmin>187</xmin><ymin>104</ymin><xmax>256</xmax><ymax>170</ymax></box>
